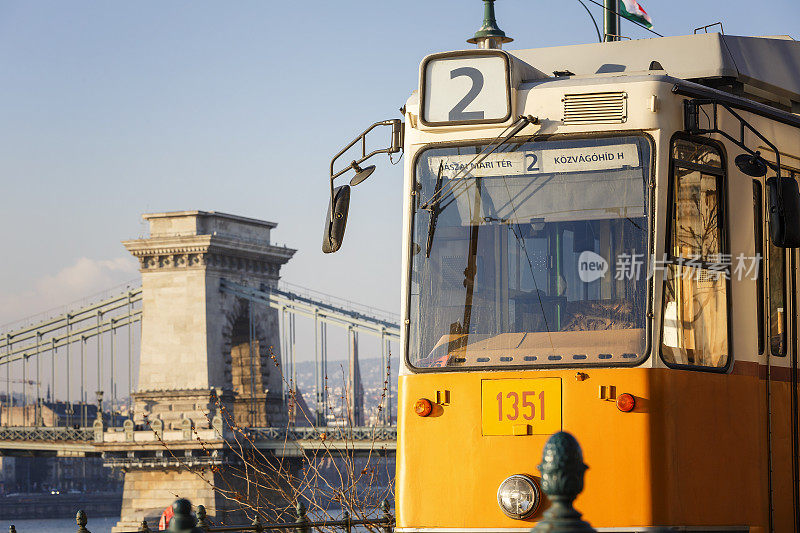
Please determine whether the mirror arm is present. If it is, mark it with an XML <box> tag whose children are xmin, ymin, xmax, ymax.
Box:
<box><xmin>677</xmin><ymin>87</ymin><xmax>800</xmax><ymax>249</ymax></box>
<box><xmin>328</xmin><ymin>119</ymin><xmax>403</xmax><ymax>223</ymax></box>
<box><xmin>684</xmin><ymin>99</ymin><xmax>782</xmax><ymax>175</ymax></box>
<box><xmin>723</xmin><ymin>103</ymin><xmax>781</xmax><ymax>177</ymax></box>
<box><xmin>683</xmin><ymin>98</ymin><xmax>800</xmax><ymax>247</ymax></box>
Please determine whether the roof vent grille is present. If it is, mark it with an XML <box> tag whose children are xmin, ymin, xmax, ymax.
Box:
<box><xmin>563</xmin><ymin>92</ymin><xmax>627</xmax><ymax>124</ymax></box>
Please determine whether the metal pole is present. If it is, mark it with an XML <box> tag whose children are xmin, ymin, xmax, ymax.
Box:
<box><xmin>285</xmin><ymin>310</ymin><xmax>291</xmax><ymax>387</ymax></box>
<box><xmin>51</xmin><ymin>338</ymin><xmax>56</xmax><ymax>405</ymax></box>
<box><xmin>603</xmin><ymin>0</ymin><xmax>620</xmax><ymax>41</ymax></box>
<box><xmin>347</xmin><ymin>327</ymin><xmax>354</xmax><ymax>426</ymax></box>
<box><xmin>380</xmin><ymin>331</ymin><xmax>386</xmax><ymax>425</ymax></box>
<box><xmin>291</xmin><ymin>313</ymin><xmax>297</xmax><ymax>395</ymax></box>
<box><xmin>66</xmin><ymin>315</ymin><xmax>71</xmax><ymax>426</ymax></box>
<box><xmin>314</xmin><ymin>310</ymin><xmax>321</xmax><ymax>426</ymax></box>
<box><xmin>5</xmin><ymin>335</ymin><xmax>10</xmax><ymax>427</ymax></box>
<box><xmin>381</xmin><ymin>328</ymin><xmax>389</xmax><ymax>426</ymax></box>
<box><xmin>3</xmin><ymin>359</ymin><xmax>7</xmax><ymax>426</ymax></box>
<box><xmin>81</xmin><ymin>336</ymin><xmax>86</xmax><ymax>427</ymax></box>
<box><xmin>97</xmin><ymin>312</ymin><xmax>102</xmax><ymax>406</ymax></box>
<box><xmin>353</xmin><ymin>330</ymin><xmax>361</xmax><ymax>426</ymax></box>
<box><xmin>128</xmin><ymin>295</ymin><xmax>133</xmax><ymax>420</ymax></box>
<box><xmin>35</xmin><ymin>333</ymin><xmax>41</xmax><ymax>427</ymax></box>
<box><xmin>288</xmin><ymin>310</ymin><xmax>296</xmax><ymax>427</ymax></box>
<box><xmin>287</xmin><ymin>311</ymin><xmax>292</xmax><ymax>390</ymax></box>
<box><xmin>249</xmin><ymin>300</ymin><xmax>256</xmax><ymax>427</ymax></box>
<box><xmin>386</xmin><ymin>339</ymin><xmax>392</xmax><ymax>426</ymax></box>
<box><xmin>322</xmin><ymin>321</ymin><xmax>328</xmax><ymax>419</ymax></box>
<box><xmin>111</xmin><ymin>320</ymin><xmax>115</xmax><ymax>420</ymax></box>
<box><xmin>4</xmin><ymin>348</ymin><xmax>8</xmax><ymax>427</ymax></box>
<box><xmin>22</xmin><ymin>353</ymin><xmax>27</xmax><ymax>425</ymax></box>
<box><xmin>279</xmin><ymin>306</ymin><xmax>286</xmax><ymax>401</ymax></box>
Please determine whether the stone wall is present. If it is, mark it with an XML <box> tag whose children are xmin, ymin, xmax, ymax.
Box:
<box><xmin>112</xmin><ymin>469</ymin><xmax>224</xmax><ymax>532</ymax></box>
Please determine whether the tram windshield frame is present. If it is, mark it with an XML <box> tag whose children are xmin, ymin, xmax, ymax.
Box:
<box><xmin>406</xmin><ymin>134</ymin><xmax>654</xmax><ymax>371</ymax></box>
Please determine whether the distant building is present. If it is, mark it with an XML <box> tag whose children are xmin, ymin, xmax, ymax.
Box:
<box><xmin>0</xmin><ymin>399</ymin><xmax>126</xmax><ymax>427</ymax></box>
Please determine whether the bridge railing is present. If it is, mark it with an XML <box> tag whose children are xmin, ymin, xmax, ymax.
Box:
<box><xmin>0</xmin><ymin>425</ymin><xmax>94</xmax><ymax>441</ymax></box>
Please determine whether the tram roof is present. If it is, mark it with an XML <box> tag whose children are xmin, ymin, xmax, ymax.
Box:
<box><xmin>511</xmin><ymin>33</ymin><xmax>800</xmax><ymax>110</ymax></box>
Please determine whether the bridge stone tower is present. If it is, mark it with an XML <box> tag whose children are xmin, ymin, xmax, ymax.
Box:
<box><xmin>109</xmin><ymin>211</ymin><xmax>295</xmax><ymax>531</ymax></box>
<box><xmin>123</xmin><ymin>211</ymin><xmax>295</xmax><ymax>428</ymax></box>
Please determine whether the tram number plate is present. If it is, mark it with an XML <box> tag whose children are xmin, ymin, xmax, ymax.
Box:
<box><xmin>421</xmin><ymin>52</ymin><xmax>511</xmax><ymax>126</ymax></box>
<box><xmin>481</xmin><ymin>378</ymin><xmax>562</xmax><ymax>436</ymax></box>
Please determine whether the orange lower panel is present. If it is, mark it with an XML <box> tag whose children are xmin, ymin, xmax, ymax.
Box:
<box><xmin>395</xmin><ymin>367</ymin><xmax>793</xmax><ymax>530</ymax></box>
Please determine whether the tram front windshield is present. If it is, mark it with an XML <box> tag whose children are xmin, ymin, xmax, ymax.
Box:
<box><xmin>409</xmin><ymin>136</ymin><xmax>650</xmax><ymax>369</ymax></box>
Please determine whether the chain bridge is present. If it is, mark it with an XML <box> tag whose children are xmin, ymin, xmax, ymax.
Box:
<box><xmin>0</xmin><ymin>211</ymin><xmax>399</xmax><ymax>530</ymax></box>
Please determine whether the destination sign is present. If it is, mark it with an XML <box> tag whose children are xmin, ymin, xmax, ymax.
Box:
<box><xmin>428</xmin><ymin>152</ymin><xmax>527</xmax><ymax>179</ymax></box>
<box><xmin>427</xmin><ymin>144</ymin><xmax>640</xmax><ymax>179</ymax></box>
<box><xmin>541</xmin><ymin>144</ymin><xmax>640</xmax><ymax>173</ymax></box>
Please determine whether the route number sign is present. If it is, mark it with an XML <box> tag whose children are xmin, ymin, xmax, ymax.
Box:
<box><xmin>481</xmin><ymin>378</ymin><xmax>562</xmax><ymax>436</ymax></box>
<box><xmin>421</xmin><ymin>52</ymin><xmax>512</xmax><ymax>126</ymax></box>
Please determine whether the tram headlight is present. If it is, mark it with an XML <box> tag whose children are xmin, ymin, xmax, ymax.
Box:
<box><xmin>496</xmin><ymin>474</ymin><xmax>540</xmax><ymax>519</ymax></box>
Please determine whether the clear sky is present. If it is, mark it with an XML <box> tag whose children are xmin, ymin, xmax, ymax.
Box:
<box><xmin>1</xmin><ymin>0</ymin><xmax>798</xmax><ymax>328</ymax></box>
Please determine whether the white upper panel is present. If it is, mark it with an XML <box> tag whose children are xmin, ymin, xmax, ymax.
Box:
<box><xmin>510</xmin><ymin>34</ymin><xmax>800</xmax><ymax>104</ymax></box>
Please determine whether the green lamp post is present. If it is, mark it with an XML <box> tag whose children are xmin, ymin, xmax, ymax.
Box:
<box><xmin>467</xmin><ymin>0</ymin><xmax>513</xmax><ymax>49</ymax></box>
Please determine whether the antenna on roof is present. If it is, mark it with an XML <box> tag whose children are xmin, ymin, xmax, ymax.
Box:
<box><xmin>603</xmin><ymin>0</ymin><xmax>621</xmax><ymax>41</ymax></box>
<box><xmin>467</xmin><ymin>0</ymin><xmax>513</xmax><ymax>49</ymax></box>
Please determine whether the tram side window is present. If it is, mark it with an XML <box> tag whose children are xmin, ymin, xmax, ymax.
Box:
<box><xmin>753</xmin><ymin>180</ymin><xmax>765</xmax><ymax>355</ymax></box>
<box><xmin>661</xmin><ymin>139</ymin><xmax>729</xmax><ymax>369</ymax></box>
<box><xmin>767</xmin><ymin>169</ymin><xmax>793</xmax><ymax>357</ymax></box>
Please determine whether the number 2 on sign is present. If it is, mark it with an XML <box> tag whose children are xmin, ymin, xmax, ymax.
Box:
<box><xmin>496</xmin><ymin>391</ymin><xmax>545</xmax><ymax>421</ymax></box>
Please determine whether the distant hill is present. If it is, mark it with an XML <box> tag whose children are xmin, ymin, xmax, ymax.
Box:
<box><xmin>290</xmin><ymin>357</ymin><xmax>398</xmax><ymax>421</ymax></box>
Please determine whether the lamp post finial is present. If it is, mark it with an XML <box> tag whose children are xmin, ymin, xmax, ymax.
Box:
<box><xmin>467</xmin><ymin>0</ymin><xmax>513</xmax><ymax>49</ymax></box>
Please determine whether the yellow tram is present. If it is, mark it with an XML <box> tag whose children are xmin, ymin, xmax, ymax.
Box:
<box><xmin>324</xmin><ymin>8</ymin><xmax>800</xmax><ymax>532</ymax></box>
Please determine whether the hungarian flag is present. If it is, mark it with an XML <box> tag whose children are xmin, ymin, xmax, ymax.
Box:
<box><xmin>620</xmin><ymin>0</ymin><xmax>653</xmax><ymax>29</ymax></box>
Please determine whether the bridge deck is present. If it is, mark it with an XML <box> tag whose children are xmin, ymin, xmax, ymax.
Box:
<box><xmin>0</xmin><ymin>425</ymin><xmax>397</xmax><ymax>456</ymax></box>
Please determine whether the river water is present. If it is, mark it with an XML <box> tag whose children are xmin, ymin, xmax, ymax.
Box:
<box><xmin>4</xmin><ymin>517</ymin><xmax>120</xmax><ymax>532</ymax></box>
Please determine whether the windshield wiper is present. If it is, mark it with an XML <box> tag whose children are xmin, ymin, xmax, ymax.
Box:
<box><xmin>625</xmin><ymin>217</ymin><xmax>644</xmax><ymax>231</ymax></box>
<box><xmin>425</xmin><ymin>162</ymin><xmax>444</xmax><ymax>258</ymax></box>
<box><xmin>447</xmin><ymin>178</ymin><xmax>483</xmax><ymax>354</ymax></box>
<box><xmin>419</xmin><ymin>115</ymin><xmax>538</xmax><ymax>212</ymax></box>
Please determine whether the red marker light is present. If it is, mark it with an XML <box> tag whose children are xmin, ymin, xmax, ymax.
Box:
<box><xmin>414</xmin><ymin>398</ymin><xmax>433</xmax><ymax>417</ymax></box>
<box><xmin>616</xmin><ymin>393</ymin><xmax>636</xmax><ymax>412</ymax></box>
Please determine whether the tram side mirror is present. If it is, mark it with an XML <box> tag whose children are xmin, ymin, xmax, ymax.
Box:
<box><xmin>767</xmin><ymin>176</ymin><xmax>800</xmax><ymax>248</ymax></box>
<box><xmin>322</xmin><ymin>185</ymin><xmax>351</xmax><ymax>253</ymax></box>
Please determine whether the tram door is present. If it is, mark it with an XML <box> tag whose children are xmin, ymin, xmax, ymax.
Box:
<box><xmin>758</xmin><ymin>169</ymin><xmax>800</xmax><ymax>531</ymax></box>
<box><xmin>792</xmin><ymin>245</ymin><xmax>800</xmax><ymax>532</ymax></box>
<box><xmin>793</xmin><ymin>243</ymin><xmax>800</xmax><ymax>532</ymax></box>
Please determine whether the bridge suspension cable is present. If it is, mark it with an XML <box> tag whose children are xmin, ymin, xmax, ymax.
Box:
<box><xmin>220</xmin><ymin>279</ymin><xmax>400</xmax><ymax>339</ymax></box>
<box><xmin>219</xmin><ymin>278</ymin><xmax>399</xmax><ymax>427</ymax></box>
<box><xmin>0</xmin><ymin>287</ymin><xmax>142</xmax><ymax>428</ymax></box>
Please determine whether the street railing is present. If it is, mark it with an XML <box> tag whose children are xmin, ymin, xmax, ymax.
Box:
<box><xmin>67</xmin><ymin>500</ymin><xmax>393</xmax><ymax>533</ymax></box>
<box><xmin>7</xmin><ymin>431</ymin><xmax>596</xmax><ymax>533</ymax></box>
